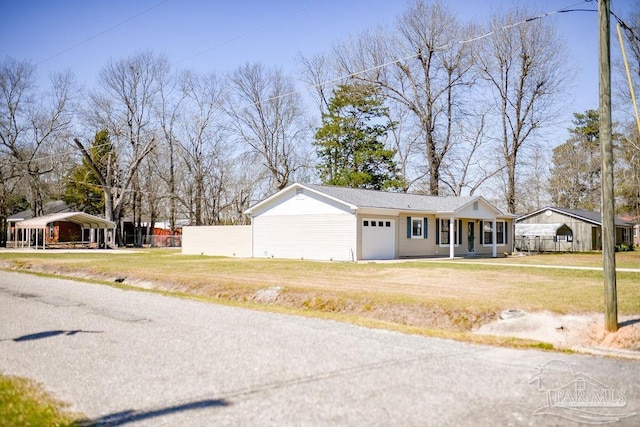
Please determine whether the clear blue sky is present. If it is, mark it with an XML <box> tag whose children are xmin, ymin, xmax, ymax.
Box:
<box><xmin>0</xmin><ymin>0</ymin><xmax>635</xmax><ymax>141</ymax></box>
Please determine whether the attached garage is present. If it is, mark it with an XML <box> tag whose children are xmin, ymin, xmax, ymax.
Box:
<box><xmin>241</xmin><ymin>183</ymin><xmax>514</xmax><ymax>261</ymax></box>
<box><xmin>361</xmin><ymin>218</ymin><xmax>395</xmax><ymax>260</ymax></box>
<box><xmin>248</xmin><ymin>186</ymin><xmax>357</xmax><ymax>261</ymax></box>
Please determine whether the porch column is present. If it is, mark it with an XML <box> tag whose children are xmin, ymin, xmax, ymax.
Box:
<box><xmin>492</xmin><ymin>219</ymin><xmax>497</xmax><ymax>257</ymax></box>
<box><xmin>449</xmin><ymin>216</ymin><xmax>455</xmax><ymax>259</ymax></box>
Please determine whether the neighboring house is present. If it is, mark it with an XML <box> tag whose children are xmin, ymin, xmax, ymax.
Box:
<box><xmin>13</xmin><ymin>212</ymin><xmax>116</xmax><ymax>249</ymax></box>
<box><xmin>620</xmin><ymin>215</ymin><xmax>640</xmax><ymax>247</ymax></box>
<box><xmin>239</xmin><ymin>183</ymin><xmax>514</xmax><ymax>261</ymax></box>
<box><xmin>6</xmin><ymin>200</ymin><xmax>70</xmax><ymax>243</ymax></box>
<box><xmin>515</xmin><ymin>206</ymin><xmax>635</xmax><ymax>252</ymax></box>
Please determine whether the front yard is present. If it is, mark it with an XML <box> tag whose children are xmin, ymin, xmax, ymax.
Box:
<box><xmin>1</xmin><ymin>249</ymin><xmax>639</xmax><ymax>349</ymax></box>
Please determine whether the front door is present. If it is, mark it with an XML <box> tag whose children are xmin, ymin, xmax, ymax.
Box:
<box><xmin>467</xmin><ymin>222</ymin><xmax>475</xmax><ymax>253</ymax></box>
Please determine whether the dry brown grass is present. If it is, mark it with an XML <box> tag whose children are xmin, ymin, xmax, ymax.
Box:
<box><xmin>1</xmin><ymin>249</ymin><xmax>638</xmax><ymax>342</ymax></box>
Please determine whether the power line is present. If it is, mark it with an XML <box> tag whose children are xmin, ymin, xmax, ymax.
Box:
<box><xmin>4</xmin><ymin>0</ymin><xmax>628</xmax><ymax>170</ymax></box>
<box><xmin>36</xmin><ymin>0</ymin><xmax>171</xmax><ymax>66</ymax></box>
<box><xmin>176</xmin><ymin>1</ymin><xmax>323</xmax><ymax>66</ymax></box>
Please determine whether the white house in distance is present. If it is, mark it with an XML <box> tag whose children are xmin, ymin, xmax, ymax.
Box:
<box><xmin>240</xmin><ymin>183</ymin><xmax>514</xmax><ymax>261</ymax></box>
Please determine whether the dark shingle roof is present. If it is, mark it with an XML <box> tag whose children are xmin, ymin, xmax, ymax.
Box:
<box><xmin>8</xmin><ymin>201</ymin><xmax>70</xmax><ymax>221</ymax></box>
<box><xmin>518</xmin><ymin>206</ymin><xmax>633</xmax><ymax>227</ymax></box>
<box><xmin>304</xmin><ymin>184</ymin><xmax>479</xmax><ymax>213</ymax></box>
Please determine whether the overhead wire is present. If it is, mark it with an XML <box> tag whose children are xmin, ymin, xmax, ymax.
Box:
<box><xmin>5</xmin><ymin>0</ymin><xmax>634</xmax><ymax>172</ymax></box>
<box><xmin>36</xmin><ymin>0</ymin><xmax>171</xmax><ymax>66</ymax></box>
<box><xmin>176</xmin><ymin>1</ymin><xmax>323</xmax><ymax>66</ymax></box>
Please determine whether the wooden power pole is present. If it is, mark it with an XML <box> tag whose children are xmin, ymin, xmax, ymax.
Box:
<box><xmin>599</xmin><ymin>0</ymin><xmax>618</xmax><ymax>332</ymax></box>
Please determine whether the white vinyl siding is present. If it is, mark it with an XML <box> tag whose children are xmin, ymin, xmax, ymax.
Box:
<box><xmin>399</xmin><ymin>215</ymin><xmax>439</xmax><ymax>257</ymax></box>
<box><xmin>182</xmin><ymin>225</ymin><xmax>252</xmax><ymax>257</ymax></box>
<box><xmin>253</xmin><ymin>214</ymin><xmax>355</xmax><ymax>261</ymax></box>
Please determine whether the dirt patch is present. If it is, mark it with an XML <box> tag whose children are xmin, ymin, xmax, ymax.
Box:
<box><xmin>475</xmin><ymin>311</ymin><xmax>640</xmax><ymax>357</ymax></box>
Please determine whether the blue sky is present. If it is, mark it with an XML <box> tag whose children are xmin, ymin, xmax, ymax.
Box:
<box><xmin>0</xmin><ymin>0</ymin><xmax>635</xmax><ymax>141</ymax></box>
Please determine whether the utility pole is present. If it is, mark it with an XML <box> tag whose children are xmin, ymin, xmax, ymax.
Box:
<box><xmin>599</xmin><ymin>0</ymin><xmax>618</xmax><ymax>332</ymax></box>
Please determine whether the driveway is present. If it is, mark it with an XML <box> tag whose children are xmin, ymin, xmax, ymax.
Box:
<box><xmin>0</xmin><ymin>271</ymin><xmax>638</xmax><ymax>426</ymax></box>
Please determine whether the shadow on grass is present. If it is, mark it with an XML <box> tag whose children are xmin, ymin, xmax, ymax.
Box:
<box><xmin>1</xmin><ymin>330</ymin><xmax>103</xmax><ymax>342</ymax></box>
<box><xmin>76</xmin><ymin>398</ymin><xmax>230</xmax><ymax>426</ymax></box>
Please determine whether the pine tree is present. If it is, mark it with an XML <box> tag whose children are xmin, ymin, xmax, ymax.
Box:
<box><xmin>63</xmin><ymin>129</ymin><xmax>114</xmax><ymax>215</ymax></box>
<box><xmin>548</xmin><ymin>110</ymin><xmax>602</xmax><ymax>210</ymax></box>
<box><xmin>313</xmin><ymin>83</ymin><xmax>403</xmax><ymax>190</ymax></box>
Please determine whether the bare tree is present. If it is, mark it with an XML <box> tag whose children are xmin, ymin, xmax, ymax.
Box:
<box><xmin>155</xmin><ymin>66</ymin><xmax>185</xmax><ymax>233</ymax></box>
<box><xmin>0</xmin><ymin>58</ymin><xmax>75</xmax><ymax>216</ymax></box>
<box><xmin>441</xmin><ymin>112</ymin><xmax>503</xmax><ymax>196</ymax></box>
<box><xmin>79</xmin><ymin>51</ymin><xmax>165</xmax><ymax>244</ymax></box>
<box><xmin>226</xmin><ymin>63</ymin><xmax>308</xmax><ymax>191</ymax></box>
<box><xmin>333</xmin><ymin>0</ymin><xmax>476</xmax><ymax>195</ymax></box>
<box><xmin>476</xmin><ymin>7</ymin><xmax>568</xmax><ymax>213</ymax></box>
<box><xmin>298</xmin><ymin>52</ymin><xmax>333</xmax><ymax>115</ymax></box>
<box><xmin>178</xmin><ymin>70</ymin><xmax>226</xmax><ymax>225</ymax></box>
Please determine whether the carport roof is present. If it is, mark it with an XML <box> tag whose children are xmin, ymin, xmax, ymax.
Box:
<box><xmin>515</xmin><ymin>223</ymin><xmax>572</xmax><ymax>237</ymax></box>
<box><xmin>16</xmin><ymin>212</ymin><xmax>115</xmax><ymax>230</ymax></box>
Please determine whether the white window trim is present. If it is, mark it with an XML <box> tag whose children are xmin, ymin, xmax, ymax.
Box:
<box><xmin>411</xmin><ymin>217</ymin><xmax>424</xmax><ymax>239</ymax></box>
<box><xmin>438</xmin><ymin>218</ymin><xmax>460</xmax><ymax>247</ymax></box>
<box><xmin>482</xmin><ymin>220</ymin><xmax>506</xmax><ymax>246</ymax></box>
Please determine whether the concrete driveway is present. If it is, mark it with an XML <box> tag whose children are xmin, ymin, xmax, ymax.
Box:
<box><xmin>0</xmin><ymin>271</ymin><xmax>638</xmax><ymax>426</ymax></box>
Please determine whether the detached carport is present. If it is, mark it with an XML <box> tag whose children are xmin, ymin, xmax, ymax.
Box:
<box><xmin>15</xmin><ymin>212</ymin><xmax>116</xmax><ymax>250</ymax></box>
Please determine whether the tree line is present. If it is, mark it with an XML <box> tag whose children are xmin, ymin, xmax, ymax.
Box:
<box><xmin>1</xmin><ymin>0</ymin><xmax>639</xmax><ymax>247</ymax></box>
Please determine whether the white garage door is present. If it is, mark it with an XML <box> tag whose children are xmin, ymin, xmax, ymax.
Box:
<box><xmin>362</xmin><ymin>219</ymin><xmax>395</xmax><ymax>260</ymax></box>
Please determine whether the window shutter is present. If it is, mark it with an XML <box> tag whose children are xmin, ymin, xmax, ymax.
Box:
<box><xmin>435</xmin><ymin>219</ymin><xmax>440</xmax><ymax>245</ymax></box>
<box><xmin>407</xmin><ymin>217</ymin><xmax>411</xmax><ymax>238</ymax></box>
<box><xmin>457</xmin><ymin>220</ymin><xmax>462</xmax><ymax>245</ymax></box>
<box><xmin>479</xmin><ymin>221</ymin><xmax>484</xmax><ymax>245</ymax></box>
<box><xmin>505</xmin><ymin>222</ymin><xmax>508</xmax><ymax>244</ymax></box>
<box><xmin>423</xmin><ymin>218</ymin><xmax>428</xmax><ymax>239</ymax></box>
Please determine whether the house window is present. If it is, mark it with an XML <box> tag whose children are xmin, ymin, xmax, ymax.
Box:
<box><xmin>622</xmin><ymin>228</ymin><xmax>629</xmax><ymax>243</ymax></box>
<box><xmin>363</xmin><ymin>220</ymin><xmax>369</xmax><ymax>227</ymax></box>
<box><xmin>407</xmin><ymin>217</ymin><xmax>428</xmax><ymax>239</ymax></box>
<box><xmin>371</xmin><ymin>221</ymin><xmax>376</xmax><ymax>227</ymax></box>
<box><xmin>385</xmin><ymin>221</ymin><xmax>391</xmax><ymax>228</ymax></box>
<box><xmin>482</xmin><ymin>221</ymin><xmax>507</xmax><ymax>245</ymax></box>
<box><xmin>378</xmin><ymin>221</ymin><xmax>384</xmax><ymax>227</ymax></box>
<box><xmin>473</xmin><ymin>201</ymin><xmax>479</xmax><ymax>211</ymax></box>
<box><xmin>48</xmin><ymin>224</ymin><xmax>54</xmax><ymax>240</ymax></box>
<box><xmin>411</xmin><ymin>218</ymin><xmax>422</xmax><ymax>238</ymax></box>
<box><xmin>439</xmin><ymin>219</ymin><xmax>460</xmax><ymax>245</ymax></box>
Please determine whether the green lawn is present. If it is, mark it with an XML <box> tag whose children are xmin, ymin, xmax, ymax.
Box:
<box><xmin>1</xmin><ymin>249</ymin><xmax>638</xmax><ymax>320</ymax></box>
<box><xmin>0</xmin><ymin>374</ymin><xmax>81</xmax><ymax>426</ymax></box>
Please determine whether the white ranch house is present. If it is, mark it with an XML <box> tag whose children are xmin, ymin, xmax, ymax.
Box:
<box><xmin>183</xmin><ymin>183</ymin><xmax>514</xmax><ymax>261</ymax></box>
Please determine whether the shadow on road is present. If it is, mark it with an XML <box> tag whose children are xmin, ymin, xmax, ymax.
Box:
<box><xmin>2</xmin><ymin>330</ymin><xmax>104</xmax><ymax>342</ymax></box>
<box><xmin>76</xmin><ymin>398</ymin><xmax>231</xmax><ymax>426</ymax></box>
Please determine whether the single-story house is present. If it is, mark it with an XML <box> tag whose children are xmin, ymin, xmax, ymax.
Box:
<box><xmin>515</xmin><ymin>206</ymin><xmax>635</xmax><ymax>252</ymax></box>
<box><xmin>240</xmin><ymin>183</ymin><xmax>514</xmax><ymax>261</ymax></box>
<box><xmin>6</xmin><ymin>200</ymin><xmax>69</xmax><ymax>243</ymax></box>
<box><xmin>620</xmin><ymin>215</ymin><xmax>640</xmax><ymax>247</ymax></box>
<box><xmin>14</xmin><ymin>212</ymin><xmax>116</xmax><ymax>249</ymax></box>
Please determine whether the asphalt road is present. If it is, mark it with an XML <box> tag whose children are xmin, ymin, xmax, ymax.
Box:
<box><xmin>0</xmin><ymin>271</ymin><xmax>638</xmax><ymax>426</ymax></box>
